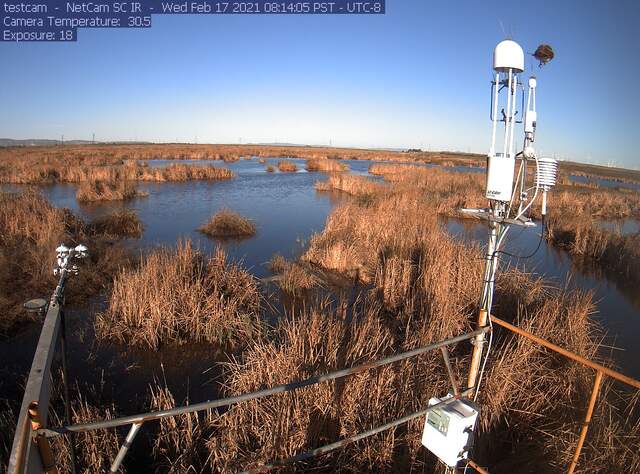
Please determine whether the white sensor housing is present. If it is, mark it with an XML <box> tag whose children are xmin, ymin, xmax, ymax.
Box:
<box><xmin>486</xmin><ymin>153</ymin><xmax>516</xmax><ymax>201</ymax></box>
<box><xmin>536</xmin><ymin>156</ymin><xmax>558</xmax><ymax>189</ymax></box>
<box><xmin>524</xmin><ymin>110</ymin><xmax>537</xmax><ymax>135</ymax></box>
<box><xmin>422</xmin><ymin>395</ymin><xmax>479</xmax><ymax>467</ymax></box>
<box><xmin>493</xmin><ymin>40</ymin><xmax>525</xmax><ymax>73</ymax></box>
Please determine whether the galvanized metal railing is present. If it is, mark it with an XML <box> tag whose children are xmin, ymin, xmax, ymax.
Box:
<box><xmin>10</xmin><ymin>315</ymin><xmax>487</xmax><ymax>472</ymax></box>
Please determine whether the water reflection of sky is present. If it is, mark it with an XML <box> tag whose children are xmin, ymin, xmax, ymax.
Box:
<box><xmin>38</xmin><ymin>158</ymin><xmax>340</xmax><ymax>278</ymax></box>
<box><xmin>597</xmin><ymin>218</ymin><xmax>640</xmax><ymax>236</ymax></box>
<box><xmin>570</xmin><ymin>174</ymin><xmax>640</xmax><ymax>191</ymax></box>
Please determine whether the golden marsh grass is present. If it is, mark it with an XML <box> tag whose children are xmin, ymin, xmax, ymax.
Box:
<box><xmin>199</xmin><ymin>210</ymin><xmax>256</xmax><ymax>239</ymax></box>
<box><xmin>95</xmin><ymin>241</ymin><xmax>262</xmax><ymax>350</ymax></box>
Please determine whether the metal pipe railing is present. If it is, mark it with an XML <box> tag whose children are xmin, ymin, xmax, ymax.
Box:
<box><xmin>37</xmin><ymin>327</ymin><xmax>489</xmax><ymax>438</ymax></box>
<box><xmin>241</xmin><ymin>388</ymin><xmax>475</xmax><ymax>473</ymax></box>
<box><xmin>25</xmin><ymin>328</ymin><xmax>487</xmax><ymax>472</ymax></box>
<box><xmin>38</xmin><ymin>328</ymin><xmax>490</xmax><ymax>438</ymax></box>
<box><xmin>490</xmin><ymin>315</ymin><xmax>640</xmax><ymax>389</ymax></box>
<box><xmin>489</xmin><ymin>314</ymin><xmax>640</xmax><ymax>474</ymax></box>
<box><xmin>568</xmin><ymin>371</ymin><xmax>603</xmax><ymax>474</ymax></box>
<box><xmin>11</xmin><ymin>273</ymin><xmax>640</xmax><ymax>474</ymax></box>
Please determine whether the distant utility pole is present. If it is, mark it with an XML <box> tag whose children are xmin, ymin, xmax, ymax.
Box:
<box><xmin>61</xmin><ymin>135</ymin><xmax>64</xmax><ymax>146</ymax></box>
<box><xmin>92</xmin><ymin>133</ymin><xmax>95</xmax><ymax>144</ymax></box>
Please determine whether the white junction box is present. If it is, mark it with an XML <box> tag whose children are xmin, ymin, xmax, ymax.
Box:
<box><xmin>421</xmin><ymin>394</ymin><xmax>479</xmax><ymax>467</ymax></box>
<box><xmin>485</xmin><ymin>152</ymin><xmax>516</xmax><ymax>202</ymax></box>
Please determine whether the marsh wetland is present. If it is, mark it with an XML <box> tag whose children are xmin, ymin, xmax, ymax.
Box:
<box><xmin>1</xmin><ymin>145</ymin><xmax>639</xmax><ymax>472</ymax></box>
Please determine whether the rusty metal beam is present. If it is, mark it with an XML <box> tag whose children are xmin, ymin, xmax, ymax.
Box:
<box><xmin>490</xmin><ymin>315</ymin><xmax>640</xmax><ymax>390</ymax></box>
<box><xmin>27</xmin><ymin>403</ymin><xmax>58</xmax><ymax>474</ymax></box>
<box><xmin>567</xmin><ymin>370</ymin><xmax>603</xmax><ymax>474</ymax></box>
<box><xmin>467</xmin><ymin>458</ymin><xmax>490</xmax><ymax>474</ymax></box>
<box><xmin>468</xmin><ymin>309</ymin><xmax>490</xmax><ymax>393</ymax></box>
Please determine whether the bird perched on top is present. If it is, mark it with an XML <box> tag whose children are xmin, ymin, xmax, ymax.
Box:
<box><xmin>533</xmin><ymin>44</ymin><xmax>554</xmax><ymax>67</ymax></box>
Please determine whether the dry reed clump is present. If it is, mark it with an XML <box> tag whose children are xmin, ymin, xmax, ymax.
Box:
<box><xmin>198</xmin><ymin>210</ymin><xmax>256</xmax><ymax>239</ymax></box>
<box><xmin>95</xmin><ymin>241</ymin><xmax>262</xmax><ymax>350</ymax></box>
<box><xmin>149</xmin><ymin>379</ymin><xmax>212</xmax><ymax>473</ymax></box>
<box><xmin>52</xmin><ymin>394</ymin><xmax>122</xmax><ymax>473</ymax></box>
<box><xmin>368</xmin><ymin>163</ymin><xmax>417</xmax><ymax>175</ymax></box>
<box><xmin>0</xmin><ymin>148</ymin><xmax>234</xmax><ymax>185</ymax></box>
<box><xmin>541</xmin><ymin>188</ymin><xmax>640</xmax><ymax>220</ymax></box>
<box><xmin>135</xmin><ymin>164</ymin><xmax>234</xmax><ymax>182</ymax></box>
<box><xmin>315</xmin><ymin>174</ymin><xmax>386</xmax><ymax>200</ymax></box>
<box><xmin>268</xmin><ymin>254</ymin><xmax>319</xmax><ymax>295</ymax></box>
<box><xmin>0</xmin><ymin>400</ymin><xmax>16</xmax><ymax>471</ymax></box>
<box><xmin>265</xmin><ymin>165</ymin><xmax>275</xmax><ymax>173</ymax></box>
<box><xmin>88</xmin><ymin>209</ymin><xmax>144</xmax><ymax>239</ymax></box>
<box><xmin>306</xmin><ymin>158</ymin><xmax>349</xmax><ymax>172</ymax></box>
<box><xmin>545</xmin><ymin>215</ymin><xmax>640</xmax><ymax>283</ymax></box>
<box><xmin>376</xmin><ymin>165</ymin><xmax>485</xmax><ymax>215</ymax></box>
<box><xmin>277</xmin><ymin>160</ymin><xmax>298</xmax><ymax>172</ymax></box>
<box><xmin>268</xmin><ymin>253</ymin><xmax>288</xmax><ymax>274</ymax></box>
<box><xmin>206</xmin><ymin>301</ymin><xmax>452</xmax><ymax>472</ymax></box>
<box><xmin>76</xmin><ymin>179</ymin><xmax>143</xmax><ymax>202</ymax></box>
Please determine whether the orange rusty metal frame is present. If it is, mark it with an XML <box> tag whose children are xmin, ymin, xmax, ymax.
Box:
<box><xmin>490</xmin><ymin>315</ymin><xmax>640</xmax><ymax>474</ymax></box>
<box><xmin>466</xmin><ymin>458</ymin><xmax>490</xmax><ymax>474</ymax></box>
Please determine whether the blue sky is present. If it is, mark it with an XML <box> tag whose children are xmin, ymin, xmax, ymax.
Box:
<box><xmin>1</xmin><ymin>1</ymin><xmax>638</xmax><ymax>167</ymax></box>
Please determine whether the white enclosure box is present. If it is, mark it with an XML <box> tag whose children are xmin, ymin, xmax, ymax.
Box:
<box><xmin>485</xmin><ymin>153</ymin><xmax>516</xmax><ymax>201</ymax></box>
<box><xmin>524</xmin><ymin>110</ymin><xmax>537</xmax><ymax>135</ymax></box>
<box><xmin>422</xmin><ymin>395</ymin><xmax>479</xmax><ymax>467</ymax></box>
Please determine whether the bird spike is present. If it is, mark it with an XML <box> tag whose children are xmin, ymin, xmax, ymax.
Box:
<box><xmin>533</xmin><ymin>44</ymin><xmax>554</xmax><ymax>67</ymax></box>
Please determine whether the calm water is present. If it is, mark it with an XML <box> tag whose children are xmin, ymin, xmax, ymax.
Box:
<box><xmin>1</xmin><ymin>157</ymin><xmax>639</xmax><ymax>411</ymax></box>
<box><xmin>40</xmin><ymin>157</ymin><xmax>349</xmax><ymax>278</ymax></box>
<box><xmin>445</xmin><ymin>216</ymin><xmax>640</xmax><ymax>378</ymax></box>
<box><xmin>570</xmin><ymin>174</ymin><xmax>640</xmax><ymax>191</ymax></box>
<box><xmin>597</xmin><ymin>218</ymin><xmax>640</xmax><ymax>236</ymax></box>
<box><xmin>39</xmin><ymin>159</ymin><xmax>640</xmax><ymax>378</ymax></box>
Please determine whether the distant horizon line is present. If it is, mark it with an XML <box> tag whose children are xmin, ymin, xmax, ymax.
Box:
<box><xmin>0</xmin><ymin>137</ymin><xmax>635</xmax><ymax>171</ymax></box>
